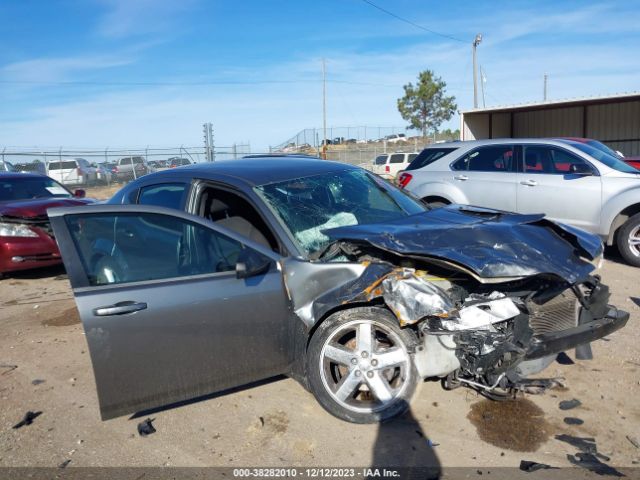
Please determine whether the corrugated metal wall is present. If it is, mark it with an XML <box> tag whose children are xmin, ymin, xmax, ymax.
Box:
<box><xmin>513</xmin><ymin>106</ymin><xmax>583</xmax><ymax>137</ymax></box>
<box><xmin>462</xmin><ymin>97</ymin><xmax>640</xmax><ymax>155</ymax></box>
<box><xmin>587</xmin><ymin>100</ymin><xmax>640</xmax><ymax>156</ymax></box>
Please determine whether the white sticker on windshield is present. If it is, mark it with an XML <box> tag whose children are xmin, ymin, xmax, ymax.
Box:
<box><xmin>46</xmin><ymin>186</ymin><xmax>68</xmax><ymax>195</ymax></box>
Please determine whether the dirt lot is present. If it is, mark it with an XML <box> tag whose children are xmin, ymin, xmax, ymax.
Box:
<box><xmin>0</xmin><ymin>239</ymin><xmax>639</xmax><ymax>475</ymax></box>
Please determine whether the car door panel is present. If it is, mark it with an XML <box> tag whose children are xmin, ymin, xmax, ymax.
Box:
<box><xmin>450</xmin><ymin>145</ymin><xmax>518</xmax><ymax>212</ymax></box>
<box><xmin>516</xmin><ymin>145</ymin><xmax>602</xmax><ymax>233</ymax></box>
<box><xmin>49</xmin><ymin>205</ymin><xmax>293</xmax><ymax>420</ymax></box>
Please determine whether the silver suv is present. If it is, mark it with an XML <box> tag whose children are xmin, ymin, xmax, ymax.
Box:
<box><xmin>399</xmin><ymin>139</ymin><xmax>640</xmax><ymax>266</ymax></box>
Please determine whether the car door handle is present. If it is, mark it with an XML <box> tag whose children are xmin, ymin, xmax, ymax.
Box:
<box><xmin>520</xmin><ymin>179</ymin><xmax>538</xmax><ymax>186</ymax></box>
<box><xmin>93</xmin><ymin>301</ymin><xmax>148</xmax><ymax>316</ymax></box>
<box><xmin>454</xmin><ymin>175</ymin><xmax>469</xmax><ymax>181</ymax></box>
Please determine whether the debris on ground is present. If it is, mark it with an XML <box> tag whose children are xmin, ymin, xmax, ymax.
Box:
<box><xmin>555</xmin><ymin>434</ymin><xmax>609</xmax><ymax>460</ymax></box>
<box><xmin>12</xmin><ymin>411</ymin><xmax>42</xmax><ymax>429</ymax></box>
<box><xmin>58</xmin><ymin>459</ymin><xmax>71</xmax><ymax>469</ymax></box>
<box><xmin>559</xmin><ymin>399</ymin><xmax>582</xmax><ymax>410</ymax></box>
<box><xmin>426</xmin><ymin>439</ymin><xmax>439</xmax><ymax>447</ymax></box>
<box><xmin>567</xmin><ymin>452</ymin><xmax>624</xmax><ymax>477</ymax></box>
<box><xmin>563</xmin><ymin>417</ymin><xmax>584</xmax><ymax>425</ymax></box>
<box><xmin>556</xmin><ymin>352</ymin><xmax>575</xmax><ymax>365</ymax></box>
<box><xmin>627</xmin><ymin>435</ymin><xmax>640</xmax><ymax>449</ymax></box>
<box><xmin>519</xmin><ymin>460</ymin><xmax>557</xmax><ymax>472</ymax></box>
<box><xmin>31</xmin><ymin>379</ymin><xmax>45</xmax><ymax>385</ymax></box>
<box><xmin>137</xmin><ymin>417</ymin><xmax>156</xmax><ymax>437</ymax></box>
<box><xmin>0</xmin><ymin>363</ymin><xmax>18</xmax><ymax>375</ymax></box>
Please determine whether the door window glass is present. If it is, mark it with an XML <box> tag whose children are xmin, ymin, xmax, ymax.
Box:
<box><xmin>523</xmin><ymin>146</ymin><xmax>593</xmax><ymax>174</ymax></box>
<box><xmin>65</xmin><ymin>213</ymin><xmax>251</xmax><ymax>286</ymax></box>
<box><xmin>374</xmin><ymin>155</ymin><xmax>388</xmax><ymax>165</ymax></box>
<box><xmin>452</xmin><ymin>146</ymin><xmax>514</xmax><ymax>172</ymax></box>
<box><xmin>406</xmin><ymin>147</ymin><xmax>458</xmax><ymax>170</ymax></box>
<box><xmin>389</xmin><ymin>154</ymin><xmax>405</xmax><ymax>164</ymax></box>
<box><xmin>138</xmin><ymin>183</ymin><xmax>187</xmax><ymax>209</ymax></box>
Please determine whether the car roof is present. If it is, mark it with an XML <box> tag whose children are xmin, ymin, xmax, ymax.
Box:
<box><xmin>0</xmin><ymin>172</ymin><xmax>46</xmax><ymax>179</ymax></box>
<box><xmin>147</xmin><ymin>157</ymin><xmax>356</xmax><ymax>186</ymax></box>
<box><xmin>422</xmin><ymin>138</ymin><xmax>590</xmax><ymax>149</ymax></box>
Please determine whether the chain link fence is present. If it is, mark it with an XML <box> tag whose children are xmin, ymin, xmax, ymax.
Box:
<box><xmin>0</xmin><ymin>144</ymin><xmax>252</xmax><ymax>185</ymax></box>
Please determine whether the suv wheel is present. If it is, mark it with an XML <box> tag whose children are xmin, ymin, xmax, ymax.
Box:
<box><xmin>617</xmin><ymin>213</ymin><xmax>640</xmax><ymax>267</ymax></box>
<box><xmin>306</xmin><ymin>307</ymin><xmax>418</xmax><ymax>423</ymax></box>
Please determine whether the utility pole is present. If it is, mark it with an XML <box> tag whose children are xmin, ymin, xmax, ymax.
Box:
<box><xmin>472</xmin><ymin>33</ymin><xmax>482</xmax><ymax>109</ymax></box>
<box><xmin>322</xmin><ymin>58</ymin><xmax>327</xmax><ymax>160</ymax></box>
<box><xmin>543</xmin><ymin>73</ymin><xmax>548</xmax><ymax>101</ymax></box>
<box><xmin>480</xmin><ymin>65</ymin><xmax>486</xmax><ymax>108</ymax></box>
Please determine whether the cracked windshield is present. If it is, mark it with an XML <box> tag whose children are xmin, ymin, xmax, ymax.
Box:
<box><xmin>257</xmin><ymin>169</ymin><xmax>425</xmax><ymax>255</ymax></box>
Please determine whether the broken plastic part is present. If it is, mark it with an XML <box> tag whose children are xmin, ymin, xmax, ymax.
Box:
<box><xmin>381</xmin><ymin>269</ymin><xmax>454</xmax><ymax>326</ymax></box>
<box><xmin>440</xmin><ymin>296</ymin><xmax>520</xmax><ymax>331</ymax></box>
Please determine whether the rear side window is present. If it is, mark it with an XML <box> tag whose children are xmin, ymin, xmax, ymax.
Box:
<box><xmin>523</xmin><ymin>146</ymin><xmax>593</xmax><ymax>175</ymax></box>
<box><xmin>48</xmin><ymin>161</ymin><xmax>77</xmax><ymax>170</ymax></box>
<box><xmin>406</xmin><ymin>148</ymin><xmax>457</xmax><ymax>171</ymax></box>
<box><xmin>389</xmin><ymin>154</ymin><xmax>405</xmax><ymax>164</ymax></box>
<box><xmin>374</xmin><ymin>155</ymin><xmax>388</xmax><ymax>165</ymax></box>
<box><xmin>138</xmin><ymin>183</ymin><xmax>188</xmax><ymax>209</ymax></box>
<box><xmin>452</xmin><ymin>146</ymin><xmax>514</xmax><ymax>172</ymax></box>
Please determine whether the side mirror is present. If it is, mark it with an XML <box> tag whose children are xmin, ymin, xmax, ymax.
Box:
<box><xmin>569</xmin><ymin>164</ymin><xmax>593</xmax><ymax>175</ymax></box>
<box><xmin>235</xmin><ymin>248</ymin><xmax>271</xmax><ymax>279</ymax></box>
<box><xmin>74</xmin><ymin>189</ymin><xmax>86</xmax><ymax>198</ymax></box>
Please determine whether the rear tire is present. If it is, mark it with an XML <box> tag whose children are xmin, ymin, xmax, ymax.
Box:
<box><xmin>306</xmin><ymin>307</ymin><xmax>418</xmax><ymax>424</ymax></box>
<box><xmin>617</xmin><ymin>213</ymin><xmax>640</xmax><ymax>267</ymax></box>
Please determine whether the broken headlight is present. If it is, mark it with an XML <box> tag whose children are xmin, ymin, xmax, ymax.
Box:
<box><xmin>0</xmin><ymin>222</ymin><xmax>38</xmax><ymax>238</ymax></box>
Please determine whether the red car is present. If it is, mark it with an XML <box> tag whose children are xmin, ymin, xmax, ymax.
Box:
<box><xmin>0</xmin><ymin>173</ymin><xmax>94</xmax><ymax>276</ymax></box>
<box><xmin>557</xmin><ymin>137</ymin><xmax>640</xmax><ymax>170</ymax></box>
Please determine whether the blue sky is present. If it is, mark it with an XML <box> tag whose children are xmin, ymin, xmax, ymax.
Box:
<box><xmin>0</xmin><ymin>0</ymin><xmax>639</xmax><ymax>151</ymax></box>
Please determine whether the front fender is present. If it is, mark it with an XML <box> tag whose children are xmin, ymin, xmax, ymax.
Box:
<box><xmin>600</xmin><ymin>188</ymin><xmax>640</xmax><ymax>240</ymax></box>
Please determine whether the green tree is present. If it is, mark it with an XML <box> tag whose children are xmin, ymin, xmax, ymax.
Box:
<box><xmin>397</xmin><ymin>70</ymin><xmax>457</xmax><ymax>138</ymax></box>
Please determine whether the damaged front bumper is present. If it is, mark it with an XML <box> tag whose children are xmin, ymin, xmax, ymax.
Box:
<box><xmin>525</xmin><ymin>308</ymin><xmax>629</xmax><ymax>360</ymax></box>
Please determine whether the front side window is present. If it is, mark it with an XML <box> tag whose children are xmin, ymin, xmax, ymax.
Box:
<box><xmin>65</xmin><ymin>213</ymin><xmax>250</xmax><ymax>286</ymax></box>
<box><xmin>256</xmin><ymin>169</ymin><xmax>425</xmax><ymax>255</ymax></box>
<box><xmin>138</xmin><ymin>183</ymin><xmax>188</xmax><ymax>209</ymax></box>
<box><xmin>523</xmin><ymin>146</ymin><xmax>593</xmax><ymax>174</ymax></box>
<box><xmin>452</xmin><ymin>145</ymin><xmax>514</xmax><ymax>172</ymax></box>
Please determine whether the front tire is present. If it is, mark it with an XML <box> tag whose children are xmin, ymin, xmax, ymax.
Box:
<box><xmin>306</xmin><ymin>307</ymin><xmax>418</xmax><ymax>423</ymax></box>
<box><xmin>617</xmin><ymin>213</ymin><xmax>640</xmax><ymax>267</ymax></box>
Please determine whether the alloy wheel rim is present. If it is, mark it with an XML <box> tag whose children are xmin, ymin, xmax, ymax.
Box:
<box><xmin>629</xmin><ymin>225</ymin><xmax>640</xmax><ymax>257</ymax></box>
<box><xmin>319</xmin><ymin>319</ymin><xmax>411</xmax><ymax>414</ymax></box>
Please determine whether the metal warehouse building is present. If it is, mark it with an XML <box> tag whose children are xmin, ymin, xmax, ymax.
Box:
<box><xmin>460</xmin><ymin>92</ymin><xmax>640</xmax><ymax>156</ymax></box>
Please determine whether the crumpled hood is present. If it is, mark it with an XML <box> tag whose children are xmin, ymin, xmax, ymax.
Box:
<box><xmin>0</xmin><ymin>198</ymin><xmax>93</xmax><ymax>219</ymax></box>
<box><xmin>322</xmin><ymin>205</ymin><xmax>602</xmax><ymax>283</ymax></box>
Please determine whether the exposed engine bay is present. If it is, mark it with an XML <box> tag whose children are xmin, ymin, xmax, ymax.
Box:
<box><xmin>283</xmin><ymin>235</ymin><xmax>626</xmax><ymax>400</ymax></box>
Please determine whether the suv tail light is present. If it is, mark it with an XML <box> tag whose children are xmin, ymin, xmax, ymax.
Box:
<box><xmin>385</xmin><ymin>165</ymin><xmax>390</xmax><ymax>173</ymax></box>
<box><xmin>398</xmin><ymin>172</ymin><xmax>412</xmax><ymax>189</ymax></box>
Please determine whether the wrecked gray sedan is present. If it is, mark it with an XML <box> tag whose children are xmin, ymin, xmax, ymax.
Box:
<box><xmin>48</xmin><ymin>158</ymin><xmax>628</xmax><ymax>423</ymax></box>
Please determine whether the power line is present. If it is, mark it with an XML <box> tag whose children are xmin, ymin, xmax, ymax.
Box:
<box><xmin>0</xmin><ymin>78</ymin><xmax>398</xmax><ymax>88</ymax></box>
<box><xmin>359</xmin><ymin>0</ymin><xmax>465</xmax><ymax>43</ymax></box>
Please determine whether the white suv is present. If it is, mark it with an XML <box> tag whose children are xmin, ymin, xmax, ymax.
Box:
<box><xmin>47</xmin><ymin>158</ymin><xmax>97</xmax><ymax>186</ymax></box>
<box><xmin>366</xmin><ymin>152</ymin><xmax>418</xmax><ymax>180</ymax></box>
<box><xmin>398</xmin><ymin>139</ymin><xmax>640</xmax><ymax>266</ymax></box>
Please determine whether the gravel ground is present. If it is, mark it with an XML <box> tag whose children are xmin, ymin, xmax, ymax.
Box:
<box><xmin>0</xmin><ymin>248</ymin><xmax>638</xmax><ymax>476</ymax></box>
